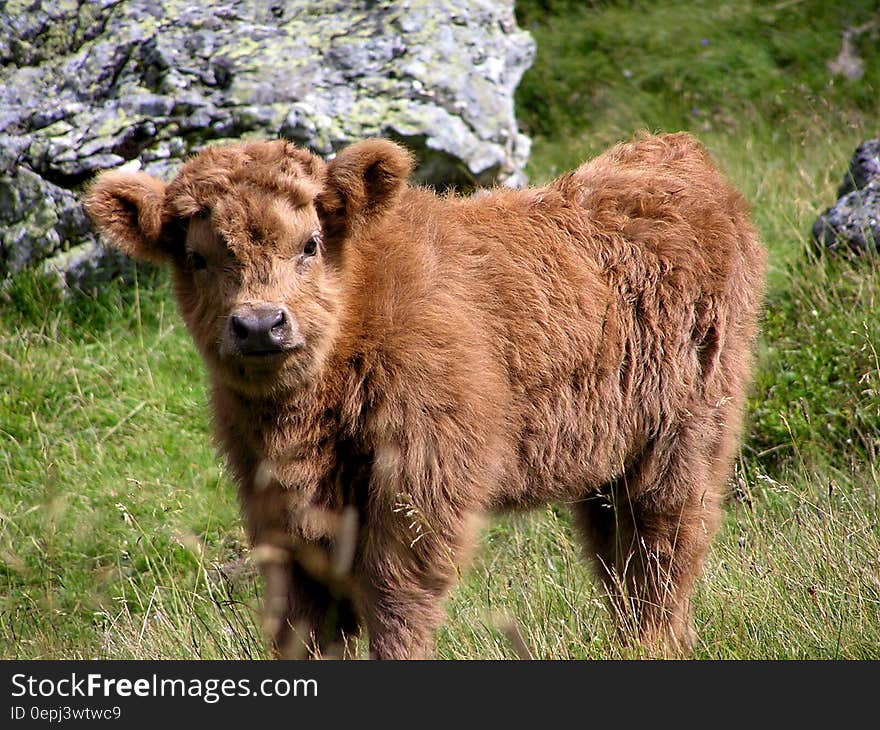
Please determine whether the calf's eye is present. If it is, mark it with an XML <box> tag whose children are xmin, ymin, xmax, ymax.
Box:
<box><xmin>302</xmin><ymin>234</ymin><xmax>320</xmax><ymax>258</ymax></box>
<box><xmin>189</xmin><ymin>251</ymin><xmax>208</xmax><ymax>271</ymax></box>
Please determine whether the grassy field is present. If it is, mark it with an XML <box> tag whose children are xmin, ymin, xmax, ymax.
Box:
<box><xmin>2</xmin><ymin>0</ymin><xmax>879</xmax><ymax>659</ymax></box>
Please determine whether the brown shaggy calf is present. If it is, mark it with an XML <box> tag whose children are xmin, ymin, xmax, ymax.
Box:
<box><xmin>86</xmin><ymin>132</ymin><xmax>765</xmax><ymax>658</ymax></box>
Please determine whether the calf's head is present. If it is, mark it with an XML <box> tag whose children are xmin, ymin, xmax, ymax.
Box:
<box><xmin>86</xmin><ymin>139</ymin><xmax>413</xmax><ymax>396</ymax></box>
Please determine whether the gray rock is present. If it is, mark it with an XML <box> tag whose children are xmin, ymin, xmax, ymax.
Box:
<box><xmin>813</xmin><ymin>139</ymin><xmax>880</xmax><ymax>255</ymax></box>
<box><xmin>0</xmin><ymin>0</ymin><xmax>535</xmax><ymax>291</ymax></box>
<box><xmin>812</xmin><ymin>181</ymin><xmax>880</xmax><ymax>255</ymax></box>
<box><xmin>0</xmin><ymin>165</ymin><xmax>99</xmax><ymax>274</ymax></box>
<box><xmin>41</xmin><ymin>241</ymin><xmax>139</xmax><ymax>294</ymax></box>
<box><xmin>836</xmin><ymin>139</ymin><xmax>880</xmax><ymax>197</ymax></box>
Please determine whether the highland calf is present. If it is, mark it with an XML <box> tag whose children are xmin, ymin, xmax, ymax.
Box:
<box><xmin>86</xmin><ymin>133</ymin><xmax>766</xmax><ymax>658</ymax></box>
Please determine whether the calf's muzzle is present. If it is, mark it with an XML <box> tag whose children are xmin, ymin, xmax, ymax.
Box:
<box><xmin>227</xmin><ymin>303</ymin><xmax>302</xmax><ymax>356</ymax></box>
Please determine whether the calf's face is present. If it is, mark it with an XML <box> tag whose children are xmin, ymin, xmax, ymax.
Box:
<box><xmin>85</xmin><ymin>139</ymin><xmax>413</xmax><ymax>397</ymax></box>
<box><xmin>169</xmin><ymin>173</ymin><xmax>335</xmax><ymax>395</ymax></box>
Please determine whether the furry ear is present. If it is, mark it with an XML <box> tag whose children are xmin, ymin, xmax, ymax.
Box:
<box><xmin>317</xmin><ymin>139</ymin><xmax>414</xmax><ymax>238</ymax></box>
<box><xmin>85</xmin><ymin>171</ymin><xmax>172</xmax><ymax>264</ymax></box>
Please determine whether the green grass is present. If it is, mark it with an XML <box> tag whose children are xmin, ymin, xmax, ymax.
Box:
<box><xmin>2</xmin><ymin>0</ymin><xmax>879</xmax><ymax>658</ymax></box>
<box><xmin>0</xmin><ymin>272</ymin><xmax>260</xmax><ymax>658</ymax></box>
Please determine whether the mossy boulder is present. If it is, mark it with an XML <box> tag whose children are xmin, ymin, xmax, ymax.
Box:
<box><xmin>0</xmin><ymin>0</ymin><xmax>534</xmax><ymax>291</ymax></box>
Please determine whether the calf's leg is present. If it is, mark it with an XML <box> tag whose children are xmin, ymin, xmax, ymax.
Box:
<box><xmin>573</xmin><ymin>426</ymin><xmax>726</xmax><ymax>652</ymax></box>
<box><xmin>357</xmin><ymin>506</ymin><xmax>481</xmax><ymax>659</ymax></box>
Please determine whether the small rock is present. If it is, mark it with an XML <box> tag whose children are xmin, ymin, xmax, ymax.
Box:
<box><xmin>837</xmin><ymin>139</ymin><xmax>880</xmax><ymax>197</ymax></box>
<box><xmin>812</xmin><ymin>180</ymin><xmax>880</xmax><ymax>255</ymax></box>
<box><xmin>813</xmin><ymin>139</ymin><xmax>880</xmax><ymax>255</ymax></box>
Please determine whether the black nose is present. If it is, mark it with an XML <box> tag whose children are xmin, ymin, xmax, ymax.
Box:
<box><xmin>229</xmin><ymin>305</ymin><xmax>292</xmax><ymax>355</ymax></box>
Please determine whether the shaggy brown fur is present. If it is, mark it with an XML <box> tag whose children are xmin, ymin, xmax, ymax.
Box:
<box><xmin>86</xmin><ymin>132</ymin><xmax>766</xmax><ymax>658</ymax></box>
